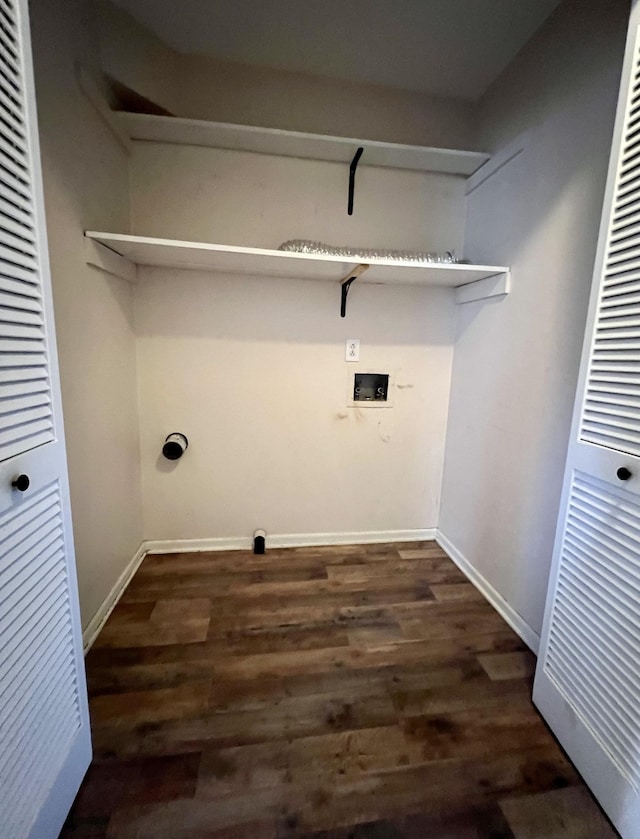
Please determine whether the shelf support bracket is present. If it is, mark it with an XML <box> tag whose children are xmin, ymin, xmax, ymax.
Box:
<box><xmin>340</xmin><ymin>264</ymin><xmax>369</xmax><ymax>317</ymax></box>
<box><xmin>348</xmin><ymin>147</ymin><xmax>364</xmax><ymax>215</ymax></box>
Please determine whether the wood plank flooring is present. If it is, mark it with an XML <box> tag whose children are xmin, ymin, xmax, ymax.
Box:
<box><xmin>62</xmin><ymin>541</ymin><xmax>618</xmax><ymax>838</ymax></box>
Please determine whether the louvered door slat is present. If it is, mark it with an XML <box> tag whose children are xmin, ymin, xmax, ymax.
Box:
<box><xmin>601</xmin><ymin>292</ymin><xmax>640</xmax><ymax>307</ymax></box>
<box><xmin>553</xmin><ymin>579</ymin><xmax>640</xmax><ymax>693</ymax></box>
<box><xmin>0</xmin><ymin>77</ymin><xmax>20</xmax><ymax>116</ymax></box>
<box><xmin>0</xmin><ymin>366</ymin><xmax>47</xmax><ymax>385</ymax></box>
<box><xmin>0</xmin><ymin>571</ymin><xmax>66</xmax><ymax>689</ymax></box>
<box><xmin>585</xmin><ymin>404</ymin><xmax>640</xmax><ymax>424</ymax></box>
<box><xmin>0</xmin><ymin>276</ymin><xmax>40</xmax><ymax>300</ymax></box>
<box><xmin>0</xmin><ymin>56</ymin><xmax>22</xmax><ymax>97</ymax></box>
<box><xmin>1</xmin><ymin>577</ymin><xmax>68</xmax><ymax>718</ymax></box>
<box><xmin>589</xmin><ymin>372</ymin><xmax>640</xmax><ymax>385</ymax></box>
<box><xmin>0</xmin><ymin>414</ymin><xmax>52</xmax><ymax>443</ymax></box>
<box><xmin>612</xmin><ymin>223</ymin><xmax>640</xmax><ymax>244</ymax></box>
<box><xmin>0</xmin><ymin>227</ymin><xmax>36</xmax><ymax>259</ymax></box>
<box><xmin>0</xmin><ymin>213</ymin><xmax>35</xmax><ymax>248</ymax></box>
<box><xmin>0</xmin><ymin>338</ymin><xmax>48</xmax><ymax>355</ymax></box>
<box><xmin>0</xmin><ymin>293</ymin><xmax>43</xmax><ymax>316</ymax></box>
<box><xmin>0</xmin><ymin>149</ymin><xmax>29</xmax><ymax>192</ymax></box>
<box><xmin>4</xmin><ymin>661</ymin><xmax>77</xmax><ymax>806</ymax></box>
<box><xmin>550</xmin><ymin>607</ymin><xmax>639</xmax><ymax>736</ymax></box>
<box><xmin>547</xmin><ymin>641</ymin><xmax>638</xmax><ymax>780</ymax></box>
<box><xmin>544</xmin><ymin>473</ymin><xmax>640</xmax><ymax>788</ymax></box>
<box><xmin>587</xmin><ymin>394</ymin><xmax>640</xmax><ymax>412</ymax></box>
<box><xmin>1</xmin><ymin>571</ymin><xmax>66</xmax><ymax>696</ymax></box>
<box><xmin>0</xmin><ymin>393</ymin><xmax>50</xmax><ymax>419</ymax></box>
<box><xmin>2</xmin><ymin>641</ymin><xmax>73</xmax><ymax>777</ymax></box>
<box><xmin>0</xmin><ymin>2</ymin><xmax>90</xmax><ymax>835</ymax></box>
<box><xmin>536</xmin><ymin>14</ymin><xmax>640</xmax><ymax>836</ymax></box>
<box><xmin>565</xmin><ymin>529</ymin><xmax>640</xmax><ymax>608</ymax></box>
<box><xmin>0</xmin><ymin>351</ymin><xmax>47</xmax><ymax>367</ymax></box>
<box><xmin>0</xmin><ymin>195</ymin><xmax>32</xmax><ymax>231</ymax></box>
<box><xmin>0</xmin><ymin>153</ymin><xmax>28</xmax><ymax>192</ymax></box>
<box><xmin>591</xmin><ymin>352</ymin><xmax>640</xmax><ymax>362</ymax></box>
<box><xmin>0</xmin><ymin>131</ymin><xmax>28</xmax><ymax>173</ymax></box>
<box><xmin>0</xmin><ymin>145</ymin><xmax>29</xmax><ymax>185</ymax></box>
<box><xmin>583</xmin><ymin>117</ymin><xmax>640</xmax><ymax>467</ymax></box>
<box><xmin>0</xmin><ymin>0</ymin><xmax>16</xmax><ymax>23</ymax></box>
<box><xmin>0</xmin><ymin>482</ymin><xmax>82</xmax><ymax>838</ymax></box>
<box><xmin>0</xmin><ymin>92</ymin><xmax>24</xmax><ymax>139</ymax></box>
<box><xmin>0</xmin><ymin>305</ymin><xmax>44</xmax><ymax>325</ymax></box>
<box><xmin>0</xmin><ymin>242</ymin><xmax>36</xmax><ymax>272</ymax></box>
<box><xmin>0</xmin><ymin>376</ymin><xmax>48</xmax><ymax>397</ymax></box>
<box><xmin>0</xmin><ymin>427</ymin><xmax>52</xmax><ymax>460</ymax></box>
<box><xmin>0</xmin><ymin>315</ymin><xmax>43</xmax><ymax>337</ymax></box>
<box><xmin>1</xmin><ymin>531</ymin><xmax>64</xmax><ymax>617</ymax></box>
<box><xmin>0</xmin><ymin>21</ymin><xmax>19</xmax><ymax>64</ymax></box>
<box><xmin>0</xmin><ymin>266</ymin><xmax>40</xmax><ymax>291</ymax></box>
<box><xmin>0</xmin><ymin>318</ymin><xmax>43</xmax><ymax>338</ymax></box>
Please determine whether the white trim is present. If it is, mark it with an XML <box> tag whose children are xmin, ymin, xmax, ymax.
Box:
<box><xmin>82</xmin><ymin>542</ymin><xmax>147</xmax><ymax>653</ymax></box>
<box><xmin>455</xmin><ymin>271</ymin><xmax>511</xmax><ymax>304</ymax></box>
<box><xmin>84</xmin><ymin>231</ymin><xmax>509</xmax><ymax>290</ymax></box>
<box><xmin>465</xmin><ymin>132</ymin><xmax>528</xmax><ymax>195</ymax></box>
<box><xmin>120</xmin><ymin>111</ymin><xmax>490</xmax><ymax>177</ymax></box>
<box><xmin>144</xmin><ymin>528</ymin><xmax>436</xmax><ymax>555</ymax></box>
<box><xmin>85</xmin><ymin>237</ymin><xmax>137</xmax><ymax>283</ymax></box>
<box><xmin>144</xmin><ymin>536</ymin><xmax>251</xmax><ymax>554</ymax></box>
<box><xmin>436</xmin><ymin>530</ymin><xmax>540</xmax><ymax>654</ymax></box>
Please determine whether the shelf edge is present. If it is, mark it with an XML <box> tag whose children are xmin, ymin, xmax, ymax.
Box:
<box><xmin>85</xmin><ymin>237</ymin><xmax>137</xmax><ymax>283</ymax></box>
<box><xmin>455</xmin><ymin>272</ymin><xmax>511</xmax><ymax>304</ymax></box>
<box><xmin>118</xmin><ymin>112</ymin><xmax>491</xmax><ymax>176</ymax></box>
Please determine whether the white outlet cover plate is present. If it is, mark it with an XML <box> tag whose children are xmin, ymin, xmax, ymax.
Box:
<box><xmin>346</xmin><ymin>338</ymin><xmax>360</xmax><ymax>362</ymax></box>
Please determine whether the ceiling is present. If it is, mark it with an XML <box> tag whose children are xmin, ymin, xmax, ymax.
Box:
<box><xmin>112</xmin><ymin>0</ymin><xmax>562</xmax><ymax>101</ymax></box>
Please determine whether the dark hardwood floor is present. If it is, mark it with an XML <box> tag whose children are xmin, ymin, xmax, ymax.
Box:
<box><xmin>61</xmin><ymin>541</ymin><xmax>617</xmax><ymax>838</ymax></box>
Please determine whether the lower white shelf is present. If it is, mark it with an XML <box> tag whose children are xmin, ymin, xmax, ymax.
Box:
<box><xmin>85</xmin><ymin>232</ymin><xmax>510</xmax><ymax>303</ymax></box>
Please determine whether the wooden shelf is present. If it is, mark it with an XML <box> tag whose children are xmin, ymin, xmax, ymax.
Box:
<box><xmin>85</xmin><ymin>232</ymin><xmax>510</xmax><ymax>305</ymax></box>
<box><xmin>118</xmin><ymin>112</ymin><xmax>491</xmax><ymax>177</ymax></box>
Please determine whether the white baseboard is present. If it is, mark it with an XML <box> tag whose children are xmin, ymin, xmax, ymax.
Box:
<box><xmin>144</xmin><ymin>536</ymin><xmax>251</xmax><ymax>554</ymax></box>
<box><xmin>436</xmin><ymin>530</ymin><xmax>540</xmax><ymax>654</ymax></box>
<box><xmin>144</xmin><ymin>528</ymin><xmax>436</xmax><ymax>554</ymax></box>
<box><xmin>82</xmin><ymin>542</ymin><xmax>147</xmax><ymax>654</ymax></box>
<box><xmin>267</xmin><ymin>529</ymin><xmax>437</xmax><ymax>548</ymax></box>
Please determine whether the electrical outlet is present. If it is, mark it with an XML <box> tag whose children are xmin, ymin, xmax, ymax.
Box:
<box><xmin>345</xmin><ymin>338</ymin><xmax>360</xmax><ymax>362</ymax></box>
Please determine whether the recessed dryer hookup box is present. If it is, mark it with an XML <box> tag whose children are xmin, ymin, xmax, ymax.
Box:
<box><xmin>353</xmin><ymin>373</ymin><xmax>389</xmax><ymax>403</ymax></box>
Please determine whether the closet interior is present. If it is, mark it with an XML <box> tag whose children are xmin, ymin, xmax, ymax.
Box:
<box><xmin>14</xmin><ymin>0</ymin><xmax>636</xmax><ymax>834</ymax></box>
<box><xmin>25</xmin><ymin>0</ymin><xmax>627</xmax><ymax>654</ymax></box>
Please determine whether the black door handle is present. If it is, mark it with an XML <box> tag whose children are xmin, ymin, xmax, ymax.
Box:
<box><xmin>11</xmin><ymin>474</ymin><xmax>30</xmax><ymax>492</ymax></box>
<box><xmin>617</xmin><ymin>467</ymin><xmax>632</xmax><ymax>481</ymax></box>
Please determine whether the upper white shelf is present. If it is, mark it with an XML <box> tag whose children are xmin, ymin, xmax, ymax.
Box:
<box><xmin>85</xmin><ymin>232</ymin><xmax>510</xmax><ymax>305</ymax></box>
<box><xmin>118</xmin><ymin>112</ymin><xmax>491</xmax><ymax>177</ymax></box>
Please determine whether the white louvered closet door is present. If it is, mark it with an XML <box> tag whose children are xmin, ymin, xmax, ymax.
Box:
<box><xmin>0</xmin><ymin>1</ymin><xmax>91</xmax><ymax>838</ymax></box>
<box><xmin>534</xmin><ymin>3</ymin><xmax>640</xmax><ymax>836</ymax></box>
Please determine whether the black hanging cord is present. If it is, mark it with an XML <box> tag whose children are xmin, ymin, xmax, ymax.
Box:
<box><xmin>348</xmin><ymin>147</ymin><xmax>364</xmax><ymax>215</ymax></box>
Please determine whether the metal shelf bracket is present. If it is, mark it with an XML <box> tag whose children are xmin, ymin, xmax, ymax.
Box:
<box><xmin>348</xmin><ymin>147</ymin><xmax>364</xmax><ymax>215</ymax></box>
<box><xmin>340</xmin><ymin>264</ymin><xmax>369</xmax><ymax>317</ymax></box>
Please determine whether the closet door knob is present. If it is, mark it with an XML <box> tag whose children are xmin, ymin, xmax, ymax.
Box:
<box><xmin>617</xmin><ymin>467</ymin><xmax>632</xmax><ymax>481</ymax></box>
<box><xmin>11</xmin><ymin>474</ymin><xmax>30</xmax><ymax>492</ymax></box>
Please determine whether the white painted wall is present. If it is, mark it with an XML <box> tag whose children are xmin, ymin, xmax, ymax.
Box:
<box><xmin>135</xmin><ymin>271</ymin><xmax>455</xmax><ymax>542</ymax></box>
<box><xmin>30</xmin><ymin>0</ymin><xmax>144</xmax><ymax>629</ymax></box>
<box><xmin>91</xmin><ymin>1</ymin><xmax>477</xmax><ymax>150</ymax></box>
<box><xmin>178</xmin><ymin>55</ymin><xmax>476</xmax><ymax>150</ymax></box>
<box><xmin>129</xmin><ymin>143</ymin><xmax>467</xmax><ymax>254</ymax></box>
<box><xmin>439</xmin><ymin>0</ymin><xmax>629</xmax><ymax>639</ymax></box>
<box><xmin>92</xmin><ymin>0</ymin><xmax>180</xmax><ymax>114</ymax></box>
<box><xmin>130</xmin><ymin>143</ymin><xmax>459</xmax><ymax>541</ymax></box>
